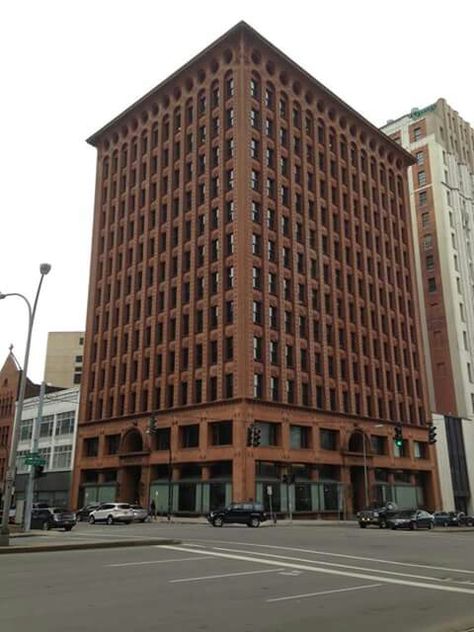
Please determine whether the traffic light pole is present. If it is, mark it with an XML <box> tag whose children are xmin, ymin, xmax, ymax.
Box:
<box><xmin>23</xmin><ymin>381</ymin><xmax>46</xmax><ymax>531</ymax></box>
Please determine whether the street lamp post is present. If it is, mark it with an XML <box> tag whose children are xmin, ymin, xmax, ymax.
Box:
<box><xmin>147</xmin><ymin>414</ymin><xmax>173</xmax><ymax>522</ymax></box>
<box><xmin>0</xmin><ymin>264</ymin><xmax>51</xmax><ymax>546</ymax></box>
<box><xmin>362</xmin><ymin>433</ymin><xmax>369</xmax><ymax>507</ymax></box>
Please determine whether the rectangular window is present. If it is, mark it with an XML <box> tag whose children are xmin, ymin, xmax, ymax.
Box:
<box><xmin>414</xmin><ymin>441</ymin><xmax>427</xmax><ymax>459</ymax></box>
<box><xmin>20</xmin><ymin>419</ymin><xmax>33</xmax><ymax>442</ymax></box>
<box><xmin>253</xmin><ymin>336</ymin><xmax>263</xmax><ymax>362</ymax></box>
<box><xmin>39</xmin><ymin>415</ymin><xmax>54</xmax><ymax>438</ymax></box>
<box><xmin>290</xmin><ymin>425</ymin><xmax>310</xmax><ymax>449</ymax></box>
<box><xmin>253</xmin><ymin>374</ymin><xmax>263</xmax><ymax>399</ymax></box>
<box><xmin>270</xmin><ymin>340</ymin><xmax>279</xmax><ymax>364</ymax></box>
<box><xmin>320</xmin><ymin>429</ymin><xmax>338</xmax><ymax>450</ymax></box>
<box><xmin>210</xmin><ymin>421</ymin><xmax>233</xmax><ymax>446</ymax></box>
<box><xmin>180</xmin><ymin>424</ymin><xmax>199</xmax><ymax>448</ymax></box>
<box><xmin>251</xmin><ymin>200</ymin><xmax>261</xmax><ymax>223</ymax></box>
<box><xmin>371</xmin><ymin>436</ymin><xmax>387</xmax><ymax>455</ymax></box>
<box><xmin>252</xmin><ymin>267</ymin><xmax>262</xmax><ymax>290</ymax></box>
<box><xmin>52</xmin><ymin>445</ymin><xmax>72</xmax><ymax>469</ymax></box>
<box><xmin>253</xmin><ymin>300</ymin><xmax>263</xmax><ymax>324</ymax></box>
<box><xmin>416</xmin><ymin>151</ymin><xmax>424</xmax><ymax>165</ymax></box>
<box><xmin>250</xmin><ymin>138</ymin><xmax>259</xmax><ymax>159</ymax></box>
<box><xmin>269</xmin><ymin>305</ymin><xmax>278</xmax><ymax>329</ymax></box>
<box><xmin>255</xmin><ymin>421</ymin><xmax>279</xmax><ymax>446</ymax></box>
<box><xmin>55</xmin><ymin>411</ymin><xmax>75</xmax><ymax>436</ymax></box>
<box><xmin>417</xmin><ymin>171</ymin><xmax>426</xmax><ymax>186</ymax></box>
<box><xmin>156</xmin><ymin>428</ymin><xmax>170</xmax><ymax>451</ymax></box>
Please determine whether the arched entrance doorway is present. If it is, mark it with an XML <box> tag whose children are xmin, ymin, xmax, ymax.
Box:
<box><xmin>120</xmin><ymin>429</ymin><xmax>145</xmax><ymax>504</ymax></box>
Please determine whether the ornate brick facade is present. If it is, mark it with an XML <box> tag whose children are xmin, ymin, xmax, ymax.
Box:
<box><xmin>72</xmin><ymin>22</ymin><xmax>440</xmax><ymax>516</ymax></box>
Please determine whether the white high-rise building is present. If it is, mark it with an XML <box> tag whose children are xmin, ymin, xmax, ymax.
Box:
<box><xmin>382</xmin><ymin>99</ymin><xmax>474</xmax><ymax>513</ymax></box>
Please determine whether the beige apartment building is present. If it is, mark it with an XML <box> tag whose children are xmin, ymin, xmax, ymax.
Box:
<box><xmin>44</xmin><ymin>332</ymin><xmax>85</xmax><ymax>388</ymax></box>
<box><xmin>382</xmin><ymin>99</ymin><xmax>474</xmax><ymax>513</ymax></box>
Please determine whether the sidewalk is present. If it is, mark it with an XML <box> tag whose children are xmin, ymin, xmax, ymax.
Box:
<box><xmin>0</xmin><ymin>531</ymin><xmax>180</xmax><ymax>555</ymax></box>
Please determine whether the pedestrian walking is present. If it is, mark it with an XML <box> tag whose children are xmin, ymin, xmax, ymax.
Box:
<box><xmin>149</xmin><ymin>499</ymin><xmax>156</xmax><ymax>521</ymax></box>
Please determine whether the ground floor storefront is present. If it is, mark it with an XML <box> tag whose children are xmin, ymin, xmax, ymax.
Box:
<box><xmin>75</xmin><ymin>461</ymin><xmax>433</xmax><ymax>519</ymax></box>
<box><xmin>15</xmin><ymin>471</ymin><xmax>72</xmax><ymax>508</ymax></box>
<box><xmin>72</xmin><ymin>400</ymin><xmax>440</xmax><ymax>516</ymax></box>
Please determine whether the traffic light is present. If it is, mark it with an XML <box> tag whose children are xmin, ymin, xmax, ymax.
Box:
<box><xmin>394</xmin><ymin>423</ymin><xmax>403</xmax><ymax>448</ymax></box>
<box><xmin>33</xmin><ymin>465</ymin><xmax>45</xmax><ymax>479</ymax></box>
<box><xmin>247</xmin><ymin>425</ymin><xmax>254</xmax><ymax>447</ymax></box>
<box><xmin>246</xmin><ymin>425</ymin><xmax>261</xmax><ymax>447</ymax></box>
<box><xmin>428</xmin><ymin>423</ymin><xmax>437</xmax><ymax>444</ymax></box>
<box><xmin>147</xmin><ymin>414</ymin><xmax>157</xmax><ymax>435</ymax></box>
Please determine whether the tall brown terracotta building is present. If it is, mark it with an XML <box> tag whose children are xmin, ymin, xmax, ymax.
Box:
<box><xmin>72</xmin><ymin>22</ymin><xmax>440</xmax><ymax>516</ymax></box>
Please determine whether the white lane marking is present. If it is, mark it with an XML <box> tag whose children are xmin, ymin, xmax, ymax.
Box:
<box><xmin>162</xmin><ymin>546</ymin><xmax>474</xmax><ymax>596</ymax></box>
<box><xmin>188</xmin><ymin>539</ymin><xmax>474</xmax><ymax>575</ymax></box>
<box><xmin>267</xmin><ymin>583</ymin><xmax>382</xmax><ymax>603</ymax></box>
<box><xmin>67</xmin><ymin>532</ymin><xmax>158</xmax><ymax>540</ymax></box>
<box><xmin>107</xmin><ymin>556</ymin><xmax>211</xmax><ymax>567</ymax></box>
<box><xmin>169</xmin><ymin>568</ymin><xmax>284</xmax><ymax>583</ymax></box>
<box><xmin>213</xmin><ymin>547</ymin><xmax>474</xmax><ymax>586</ymax></box>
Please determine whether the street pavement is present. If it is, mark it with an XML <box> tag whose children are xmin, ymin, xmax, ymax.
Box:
<box><xmin>1</xmin><ymin>521</ymin><xmax>474</xmax><ymax>632</ymax></box>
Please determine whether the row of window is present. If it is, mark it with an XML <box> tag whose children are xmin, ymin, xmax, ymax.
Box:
<box><xmin>19</xmin><ymin>411</ymin><xmax>76</xmax><ymax>442</ymax></box>
<box><xmin>82</xmin><ymin>422</ymin><xmax>428</xmax><ymax>457</ymax></box>
<box><xmin>16</xmin><ymin>444</ymin><xmax>73</xmax><ymax>471</ymax></box>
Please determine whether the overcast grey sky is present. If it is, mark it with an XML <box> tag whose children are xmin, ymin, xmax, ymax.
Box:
<box><xmin>1</xmin><ymin>0</ymin><xmax>472</xmax><ymax>383</ymax></box>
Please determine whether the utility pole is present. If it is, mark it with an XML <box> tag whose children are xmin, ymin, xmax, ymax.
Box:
<box><xmin>23</xmin><ymin>381</ymin><xmax>46</xmax><ymax>531</ymax></box>
<box><xmin>362</xmin><ymin>433</ymin><xmax>369</xmax><ymax>507</ymax></box>
<box><xmin>167</xmin><ymin>432</ymin><xmax>173</xmax><ymax>522</ymax></box>
<box><xmin>0</xmin><ymin>263</ymin><xmax>51</xmax><ymax>546</ymax></box>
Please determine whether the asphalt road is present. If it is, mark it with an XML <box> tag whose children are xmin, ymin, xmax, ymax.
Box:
<box><xmin>1</xmin><ymin>521</ymin><xmax>474</xmax><ymax>632</ymax></box>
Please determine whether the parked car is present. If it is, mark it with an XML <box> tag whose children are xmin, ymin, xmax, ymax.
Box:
<box><xmin>387</xmin><ymin>509</ymin><xmax>434</xmax><ymax>530</ymax></box>
<box><xmin>433</xmin><ymin>511</ymin><xmax>451</xmax><ymax>527</ymax></box>
<box><xmin>131</xmin><ymin>505</ymin><xmax>149</xmax><ymax>523</ymax></box>
<box><xmin>208</xmin><ymin>502</ymin><xmax>267</xmax><ymax>528</ymax></box>
<box><xmin>89</xmin><ymin>503</ymin><xmax>134</xmax><ymax>525</ymax></box>
<box><xmin>357</xmin><ymin>501</ymin><xmax>398</xmax><ymax>528</ymax></box>
<box><xmin>31</xmin><ymin>507</ymin><xmax>76</xmax><ymax>531</ymax></box>
<box><xmin>447</xmin><ymin>511</ymin><xmax>474</xmax><ymax>527</ymax></box>
<box><xmin>76</xmin><ymin>503</ymin><xmax>101</xmax><ymax>522</ymax></box>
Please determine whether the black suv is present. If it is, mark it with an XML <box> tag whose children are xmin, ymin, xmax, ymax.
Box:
<box><xmin>208</xmin><ymin>502</ymin><xmax>267</xmax><ymax>528</ymax></box>
<box><xmin>31</xmin><ymin>507</ymin><xmax>76</xmax><ymax>531</ymax></box>
<box><xmin>358</xmin><ymin>502</ymin><xmax>398</xmax><ymax>528</ymax></box>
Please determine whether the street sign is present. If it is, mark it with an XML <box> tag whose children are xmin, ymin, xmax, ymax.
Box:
<box><xmin>266</xmin><ymin>485</ymin><xmax>273</xmax><ymax>496</ymax></box>
<box><xmin>24</xmin><ymin>453</ymin><xmax>46</xmax><ymax>466</ymax></box>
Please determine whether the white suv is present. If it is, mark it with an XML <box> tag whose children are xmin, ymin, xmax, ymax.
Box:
<box><xmin>89</xmin><ymin>503</ymin><xmax>134</xmax><ymax>525</ymax></box>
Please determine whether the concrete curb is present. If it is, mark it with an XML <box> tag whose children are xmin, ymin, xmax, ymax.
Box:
<box><xmin>166</xmin><ymin>519</ymin><xmax>357</xmax><ymax>527</ymax></box>
<box><xmin>0</xmin><ymin>538</ymin><xmax>181</xmax><ymax>555</ymax></box>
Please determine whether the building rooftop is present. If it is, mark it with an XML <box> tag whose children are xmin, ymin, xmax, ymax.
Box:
<box><xmin>87</xmin><ymin>21</ymin><xmax>412</xmax><ymax>162</ymax></box>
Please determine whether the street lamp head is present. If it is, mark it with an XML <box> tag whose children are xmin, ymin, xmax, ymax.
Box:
<box><xmin>0</xmin><ymin>292</ymin><xmax>5</xmax><ymax>300</ymax></box>
<box><xmin>39</xmin><ymin>263</ymin><xmax>52</xmax><ymax>275</ymax></box>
